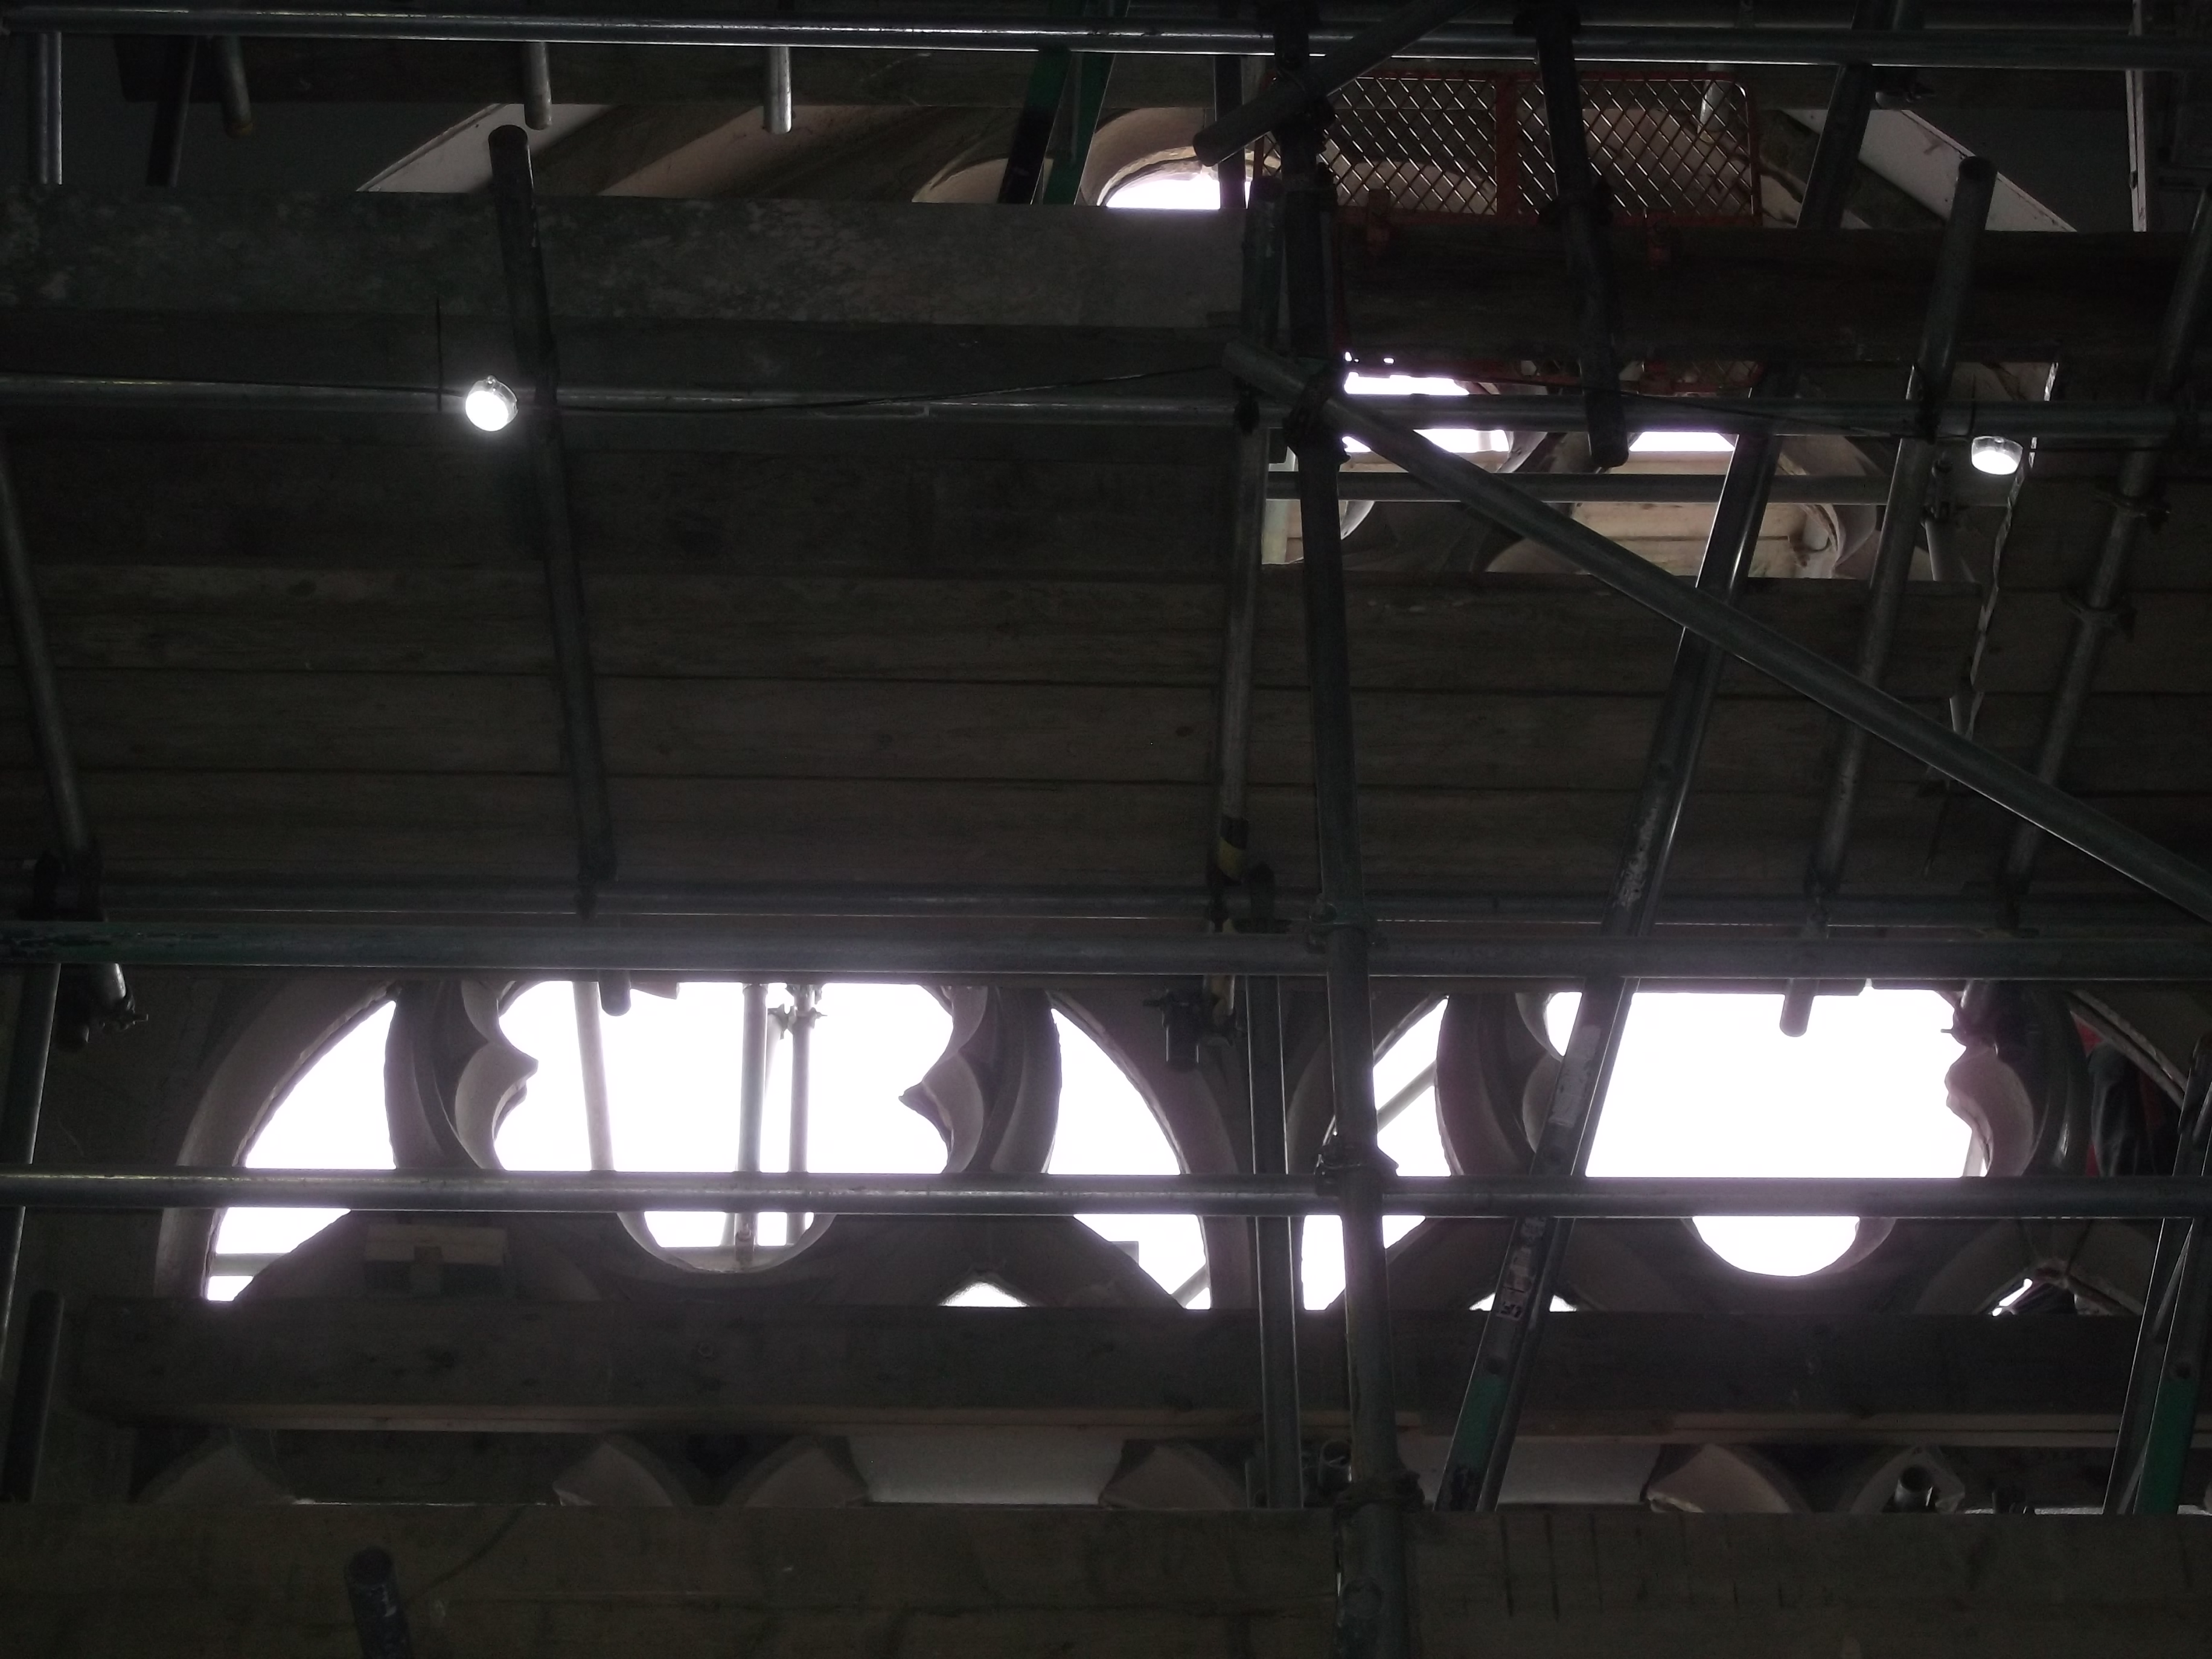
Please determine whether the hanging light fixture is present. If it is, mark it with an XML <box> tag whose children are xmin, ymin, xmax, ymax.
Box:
<box><xmin>1968</xmin><ymin>434</ymin><xmax>2025</xmax><ymax>477</ymax></box>
<box><xmin>462</xmin><ymin>377</ymin><xmax>519</xmax><ymax>433</ymax></box>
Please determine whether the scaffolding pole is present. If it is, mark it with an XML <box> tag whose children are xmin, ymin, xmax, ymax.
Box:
<box><xmin>2</xmin><ymin>921</ymin><xmax>2212</xmax><ymax>980</ymax></box>
<box><xmin>1779</xmin><ymin>153</ymin><xmax>1997</xmax><ymax>1033</ymax></box>
<box><xmin>13</xmin><ymin>10</ymin><xmax>2212</xmax><ymax>72</ymax></box>
<box><xmin>1270</xmin><ymin>4</ymin><xmax>1410</xmax><ymax>1649</ymax></box>
<box><xmin>2000</xmin><ymin>185</ymin><xmax>2212</xmax><ymax>901</ymax></box>
<box><xmin>1225</xmin><ymin>340</ymin><xmax>2212</xmax><ymax>929</ymax></box>
<box><xmin>488</xmin><ymin>124</ymin><xmax>619</xmax><ymax>904</ymax></box>
<box><xmin>6</xmin><ymin>1166</ymin><xmax>2212</xmax><ymax>1220</ymax></box>
<box><xmin>2105</xmin><ymin>1041</ymin><xmax>2212</xmax><ymax>1514</ymax></box>
<box><xmin>1435</xmin><ymin>16</ymin><xmax>1903</xmax><ymax>1507</ymax></box>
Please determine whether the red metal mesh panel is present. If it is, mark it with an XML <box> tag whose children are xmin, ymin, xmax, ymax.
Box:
<box><xmin>1268</xmin><ymin>69</ymin><xmax>1760</xmax><ymax>226</ymax></box>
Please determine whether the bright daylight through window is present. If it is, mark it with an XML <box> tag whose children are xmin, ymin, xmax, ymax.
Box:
<box><xmin>1297</xmin><ymin>989</ymin><xmax>1969</xmax><ymax>1302</ymax></box>
<box><xmin>1101</xmin><ymin>161</ymin><xmax>1220</xmax><ymax>211</ymax></box>
<box><xmin>208</xmin><ymin>985</ymin><xmax>1967</xmax><ymax>1300</ymax></box>
<box><xmin>1552</xmin><ymin>988</ymin><xmax>1969</xmax><ymax>1276</ymax></box>
<box><xmin>206</xmin><ymin>985</ymin><xmax>1204</xmax><ymax>1305</ymax></box>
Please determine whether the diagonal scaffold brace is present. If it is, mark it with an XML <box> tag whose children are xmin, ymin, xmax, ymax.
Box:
<box><xmin>1225</xmin><ymin>337</ymin><xmax>2212</xmax><ymax>925</ymax></box>
<box><xmin>1422</xmin><ymin>5</ymin><xmax>1925</xmax><ymax>1510</ymax></box>
<box><xmin>1996</xmin><ymin>184</ymin><xmax>2212</xmax><ymax>909</ymax></box>
<box><xmin>488</xmin><ymin>124</ymin><xmax>619</xmax><ymax>909</ymax></box>
<box><xmin>2105</xmin><ymin>1039</ymin><xmax>2212</xmax><ymax>1514</ymax></box>
<box><xmin>1775</xmin><ymin>153</ymin><xmax>1998</xmax><ymax>1034</ymax></box>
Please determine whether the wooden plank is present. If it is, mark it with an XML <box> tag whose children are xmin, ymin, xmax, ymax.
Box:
<box><xmin>0</xmin><ymin>674</ymin><xmax>2020</xmax><ymax>793</ymax></box>
<box><xmin>4</xmin><ymin>567</ymin><xmax>1981</xmax><ymax>698</ymax></box>
<box><xmin>0</xmin><ymin>191</ymin><xmax>1243</xmax><ymax>330</ymax></box>
<box><xmin>9</xmin><ymin>1506</ymin><xmax>2212</xmax><ymax>1659</ymax></box>
<box><xmin>69</xmin><ymin>1302</ymin><xmax>2145</xmax><ymax>1446</ymax></box>
<box><xmin>1347</xmin><ymin>226</ymin><xmax>2193</xmax><ymax>365</ymax></box>
<box><xmin>1986</xmin><ymin>478</ymin><xmax>2212</xmax><ymax>593</ymax></box>
<box><xmin>0</xmin><ymin>766</ymin><xmax>2164</xmax><ymax>892</ymax></box>
<box><xmin>0</xmin><ymin>193</ymin><xmax>2179</xmax><ymax>365</ymax></box>
<box><xmin>1978</xmin><ymin>589</ymin><xmax>2212</xmax><ymax>695</ymax></box>
<box><xmin>9</xmin><ymin>440</ymin><xmax>1231</xmax><ymax>577</ymax></box>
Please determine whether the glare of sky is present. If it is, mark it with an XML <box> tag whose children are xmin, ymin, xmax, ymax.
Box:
<box><xmin>1339</xmin><ymin>371</ymin><xmax>1507</xmax><ymax>457</ymax></box>
<box><xmin>1552</xmin><ymin>988</ymin><xmax>1969</xmax><ymax>1276</ymax></box>
<box><xmin>208</xmin><ymin>1003</ymin><xmax>397</xmax><ymax>1297</ymax></box>
<box><xmin>208</xmin><ymin>986</ymin><xmax>1968</xmax><ymax>1303</ymax></box>
<box><xmin>1047</xmin><ymin>1013</ymin><xmax>1206</xmax><ymax>1306</ymax></box>
<box><xmin>1344</xmin><ymin>372</ymin><xmax>1469</xmax><ymax>398</ymax></box>
<box><xmin>1103</xmin><ymin>164</ymin><xmax>1221</xmax><ymax>211</ymax></box>
<box><xmin>208</xmin><ymin>984</ymin><xmax>1205</xmax><ymax>1305</ymax></box>
<box><xmin>493</xmin><ymin>980</ymin><xmax>953</xmax><ymax>1249</ymax></box>
<box><xmin>1630</xmin><ymin>430</ymin><xmax>1736</xmax><ymax>454</ymax></box>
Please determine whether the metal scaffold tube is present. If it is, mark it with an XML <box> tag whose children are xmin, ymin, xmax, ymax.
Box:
<box><xmin>214</xmin><ymin>33</ymin><xmax>253</xmax><ymax>135</ymax></box>
<box><xmin>1224</xmin><ymin>340</ymin><xmax>2212</xmax><ymax>929</ymax></box>
<box><xmin>28</xmin><ymin>31</ymin><xmax>60</xmax><ymax>184</ymax></box>
<box><xmin>1527</xmin><ymin>0</ymin><xmax>1628</xmax><ymax>467</ymax></box>
<box><xmin>1245</xmin><ymin>976</ymin><xmax>1303</xmax><ymax>1510</ymax></box>
<box><xmin>2105</xmin><ymin>1040</ymin><xmax>2212</xmax><ymax>1514</ymax></box>
<box><xmin>1779</xmin><ymin>152</ymin><xmax>1997</xmax><ymax>1035</ymax></box>
<box><xmin>0</xmin><ymin>1288</ymin><xmax>60</xmax><ymax>1501</ymax></box>
<box><xmin>1197</xmin><ymin>0</ymin><xmax>1485</xmax><ymax>165</ymax></box>
<box><xmin>732</xmin><ymin>980</ymin><xmax>769</xmax><ymax>1264</ymax></box>
<box><xmin>10</xmin><ymin>10</ymin><xmax>2212</xmax><ymax>71</ymax></box>
<box><xmin>2001</xmin><ymin>184</ymin><xmax>2212</xmax><ymax>901</ymax></box>
<box><xmin>519</xmin><ymin>39</ymin><xmax>554</xmax><ymax>127</ymax></box>
<box><xmin>5</xmin><ymin>919</ymin><xmax>2212</xmax><ymax>980</ymax></box>
<box><xmin>0</xmin><ymin>455</ymin><xmax>91</xmax><ymax>877</ymax></box>
<box><xmin>145</xmin><ymin>33</ymin><xmax>197</xmax><ymax>185</ymax></box>
<box><xmin>5</xmin><ymin>1166</ymin><xmax>2212</xmax><ymax>1219</ymax></box>
<box><xmin>0</xmin><ymin>368</ymin><xmax>2183</xmax><ymax>443</ymax></box>
<box><xmin>488</xmin><ymin>124</ymin><xmax>619</xmax><ymax>904</ymax></box>
<box><xmin>60</xmin><ymin>872</ymin><xmax>2212</xmax><ymax>932</ymax></box>
<box><xmin>1435</xmin><ymin>21</ymin><xmax>1898</xmax><ymax>1509</ymax></box>
<box><xmin>0</xmin><ymin>964</ymin><xmax>59</xmax><ymax>1458</ymax></box>
<box><xmin>764</xmin><ymin>40</ymin><xmax>794</xmax><ymax>132</ymax></box>
<box><xmin>1207</xmin><ymin>173</ymin><xmax>1278</xmax><ymax>921</ymax></box>
<box><xmin>1271</xmin><ymin>2</ymin><xmax>1410</xmax><ymax>1649</ymax></box>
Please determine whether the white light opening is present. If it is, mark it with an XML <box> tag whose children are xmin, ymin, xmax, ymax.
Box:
<box><xmin>1969</xmin><ymin>433</ymin><xmax>2025</xmax><ymax>476</ymax></box>
<box><xmin>208</xmin><ymin>985</ymin><xmax>1210</xmax><ymax>1306</ymax></box>
<box><xmin>1340</xmin><ymin>428</ymin><xmax>1511</xmax><ymax>458</ymax></box>
<box><xmin>462</xmin><ymin>376</ymin><xmax>519</xmax><ymax>433</ymax></box>
<box><xmin>1345</xmin><ymin>371</ymin><xmax>1471</xmax><ymax>397</ymax></box>
<box><xmin>1629</xmin><ymin>429</ymin><xmax>1736</xmax><ymax>455</ymax></box>
<box><xmin>1546</xmin><ymin>988</ymin><xmax>1969</xmax><ymax>1277</ymax></box>
<box><xmin>1102</xmin><ymin>164</ymin><xmax>1221</xmax><ymax>211</ymax></box>
<box><xmin>1338</xmin><ymin>372</ymin><xmax>1509</xmax><ymax>458</ymax></box>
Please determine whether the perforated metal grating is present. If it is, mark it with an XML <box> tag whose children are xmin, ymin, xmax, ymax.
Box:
<box><xmin>1271</xmin><ymin>69</ymin><xmax>1761</xmax><ymax>225</ymax></box>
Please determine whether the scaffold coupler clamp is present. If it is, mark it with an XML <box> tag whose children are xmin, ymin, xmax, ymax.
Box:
<box><xmin>21</xmin><ymin>848</ymin><xmax>136</xmax><ymax>1047</ymax></box>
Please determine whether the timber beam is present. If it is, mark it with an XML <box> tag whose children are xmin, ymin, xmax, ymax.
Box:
<box><xmin>0</xmin><ymin>194</ymin><xmax>2198</xmax><ymax>378</ymax></box>
<box><xmin>71</xmin><ymin>1301</ymin><xmax>2160</xmax><ymax>1448</ymax></box>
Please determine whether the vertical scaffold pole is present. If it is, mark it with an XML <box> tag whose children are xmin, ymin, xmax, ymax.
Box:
<box><xmin>1271</xmin><ymin>5</ymin><xmax>1411</xmax><ymax>1653</ymax></box>
<box><xmin>1434</xmin><ymin>2</ymin><xmax>1922</xmax><ymax>1511</ymax></box>
<box><xmin>1245</xmin><ymin>975</ymin><xmax>1303</xmax><ymax>1509</ymax></box>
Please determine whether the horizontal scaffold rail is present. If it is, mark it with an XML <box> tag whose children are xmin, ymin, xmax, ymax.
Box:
<box><xmin>7</xmin><ymin>10</ymin><xmax>2212</xmax><ymax>72</ymax></box>
<box><xmin>2</xmin><ymin>921</ymin><xmax>2212</xmax><ymax>980</ymax></box>
<box><xmin>0</xmin><ymin>374</ymin><xmax>2185</xmax><ymax>444</ymax></box>
<box><xmin>88</xmin><ymin>878</ymin><xmax>2192</xmax><ymax>932</ymax></box>
<box><xmin>9</xmin><ymin>1167</ymin><xmax>2212</xmax><ymax>1219</ymax></box>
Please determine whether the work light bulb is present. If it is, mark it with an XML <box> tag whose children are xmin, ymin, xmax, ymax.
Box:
<box><xmin>463</xmin><ymin>377</ymin><xmax>519</xmax><ymax>433</ymax></box>
<box><xmin>1969</xmin><ymin>434</ymin><xmax>2024</xmax><ymax>477</ymax></box>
